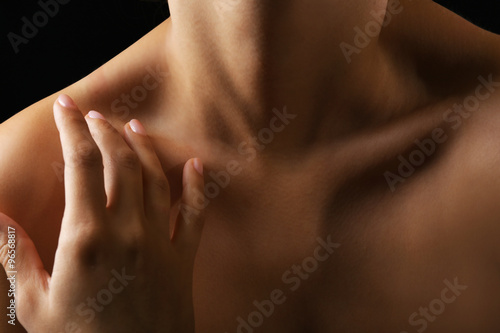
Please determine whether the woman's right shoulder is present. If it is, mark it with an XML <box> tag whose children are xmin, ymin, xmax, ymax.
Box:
<box><xmin>0</xmin><ymin>17</ymin><xmax>172</xmax><ymax>242</ymax></box>
<box><xmin>0</xmin><ymin>91</ymin><xmax>72</xmax><ymax>263</ymax></box>
<box><xmin>0</xmin><ymin>82</ymin><xmax>96</xmax><ymax>333</ymax></box>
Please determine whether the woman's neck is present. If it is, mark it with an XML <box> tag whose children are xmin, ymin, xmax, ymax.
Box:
<box><xmin>163</xmin><ymin>0</ymin><xmax>419</xmax><ymax>151</ymax></box>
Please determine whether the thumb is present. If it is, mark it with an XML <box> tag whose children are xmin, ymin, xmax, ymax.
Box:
<box><xmin>0</xmin><ymin>212</ymin><xmax>49</xmax><ymax>322</ymax></box>
<box><xmin>172</xmin><ymin>158</ymin><xmax>206</xmax><ymax>262</ymax></box>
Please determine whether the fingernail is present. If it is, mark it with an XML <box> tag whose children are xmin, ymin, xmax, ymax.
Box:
<box><xmin>87</xmin><ymin>110</ymin><xmax>106</xmax><ymax>120</ymax></box>
<box><xmin>193</xmin><ymin>158</ymin><xmax>203</xmax><ymax>176</ymax></box>
<box><xmin>57</xmin><ymin>94</ymin><xmax>76</xmax><ymax>108</ymax></box>
<box><xmin>129</xmin><ymin>119</ymin><xmax>147</xmax><ymax>135</ymax></box>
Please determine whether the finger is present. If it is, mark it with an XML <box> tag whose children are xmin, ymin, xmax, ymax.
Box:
<box><xmin>53</xmin><ymin>95</ymin><xmax>107</xmax><ymax>216</ymax></box>
<box><xmin>123</xmin><ymin>119</ymin><xmax>171</xmax><ymax>232</ymax></box>
<box><xmin>172</xmin><ymin>158</ymin><xmax>206</xmax><ymax>260</ymax></box>
<box><xmin>0</xmin><ymin>212</ymin><xmax>49</xmax><ymax>324</ymax></box>
<box><xmin>84</xmin><ymin>111</ymin><xmax>144</xmax><ymax>213</ymax></box>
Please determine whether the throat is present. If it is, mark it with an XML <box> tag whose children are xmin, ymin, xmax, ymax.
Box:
<box><xmin>165</xmin><ymin>0</ymin><xmax>426</xmax><ymax>150</ymax></box>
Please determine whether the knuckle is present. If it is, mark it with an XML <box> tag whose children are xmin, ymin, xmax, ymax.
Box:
<box><xmin>88</xmin><ymin>122</ymin><xmax>115</xmax><ymax>144</ymax></box>
<box><xmin>65</xmin><ymin>224</ymin><xmax>106</xmax><ymax>266</ymax></box>
<box><xmin>124</xmin><ymin>233</ymin><xmax>143</xmax><ymax>252</ymax></box>
<box><xmin>112</xmin><ymin>148</ymin><xmax>140</xmax><ymax>170</ymax></box>
<box><xmin>100</xmin><ymin>119</ymin><xmax>116</xmax><ymax>132</ymax></box>
<box><xmin>65</xmin><ymin>112</ymin><xmax>86</xmax><ymax>128</ymax></box>
<box><xmin>120</xmin><ymin>229</ymin><xmax>146</xmax><ymax>265</ymax></box>
<box><xmin>153</xmin><ymin>175</ymin><xmax>170</xmax><ymax>193</ymax></box>
<box><xmin>67</xmin><ymin>140</ymin><xmax>102</xmax><ymax>169</ymax></box>
<box><xmin>73</xmin><ymin>236</ymin><xmax>104</xmax><ymax>267</ymax></box>
<box><xmin>90</xmin><ymin>116</ymin><xmax>115</xmax><ymax>134</ymax></box>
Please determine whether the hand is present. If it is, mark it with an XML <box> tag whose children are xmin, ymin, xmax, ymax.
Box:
<box><xmin>0</xmin><ymin>94</ymin><xmax>206</xmax><ymax>333</ymax></box>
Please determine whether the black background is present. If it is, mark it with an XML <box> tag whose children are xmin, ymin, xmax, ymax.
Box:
<box><xmin>1</xmin><ymin>0</ymin><xmax>170</xmax><ymax>123</ymax></box>
<box><xmin>1</xmin><ymin>0</ymin><xmax>499</xmax><ymax>123</ymax></box>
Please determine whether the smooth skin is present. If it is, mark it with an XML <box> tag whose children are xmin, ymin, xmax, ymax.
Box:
<box><xmin>2</xmin><ymin>0</ymin><xmax>500</xmax><ymax>332</ymax></box>
<box><xmin>0</xmin><ymin>95</ymin><xmax>204</xmax><ymax>332</ymax></box>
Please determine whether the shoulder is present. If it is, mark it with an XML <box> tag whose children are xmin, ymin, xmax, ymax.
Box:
<box><xmin>0</xmin><ymin>92</ymin><xmax>66</xmax><ymax>216</ymax></box>
<box><xmin>0</xmin><ymin>18</ymin><xmax>171</xmax><ymax>259</ymax></box>
<box><xmin>439</xmin><ymin>83</ymin><xmax>500</xmax><ymax>252</ymax></box>
<box><xmin>381</xmin><ymin>0</ymin><xmax>500</xmax><ymax>79</ymax></box>
<box><xmin>451</xmin><ymin>77</ymin><xmax>500</xmax><ymax>169</ymax></box>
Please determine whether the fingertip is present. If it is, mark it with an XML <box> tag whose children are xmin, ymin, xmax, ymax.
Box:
<box><xmin>87</xmin><ymin>110</ymin><xmax>106</xmax><ymax>121</ymax></box>
<box><xmin>53</xmin><ymin>97</ymin><xmax>64</xmax><ymax>124</ymax></box>
<box><xmin>53</xmin><ymin>95</ymin><xmax>80</xmax><ymax>131</ymax></box>
<box><xmin>193</xmin><ymin>158</ymin><xmax>203</xmax><ymax>176</ymax></box>
<box><xmin>183</xmin><ymin>158</ymin><xmax>204</xmax><ymax>188</ymax></box>
<box><xmin>57</xmin><ymin>94</ymin><xmax>77</xmax><ymax>109</ymax></box>
<box><xmin>181</xmin><ymin>158</ymin><xmax>206</xmax><ymax>217</ymax></box>
<box><xmin>129</xmin><ymin>119</ymin><xmax>147</xmax><ymax>136</ymax></box>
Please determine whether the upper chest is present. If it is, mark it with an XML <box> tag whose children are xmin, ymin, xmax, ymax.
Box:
<box><xmin>189</xmin><ymin>167</ymin><xmax>500</xmax><ymax>332</ymax></box>
<box><xmin>105</xmin><ymin>79</ymin><xmax>500</xmax><ymax>332</ymax></box>
<box><xmin>158</xmin><ymin>125</ymin><xmax>500</xmax><ymax>333</ymax></box>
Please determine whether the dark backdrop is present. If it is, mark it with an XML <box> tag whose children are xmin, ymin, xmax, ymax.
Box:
<box><xmin>1</xmin><ymin>0</ymin><xmax>499</xmax><ymax>123</ymax></box>
<box><xmin>1</xmin><ymin>0</ymin><xmax>169</xmax><ymax>123</ymax></box>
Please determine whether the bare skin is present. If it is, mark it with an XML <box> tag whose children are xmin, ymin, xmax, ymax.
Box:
<box><xmin>0</xmin><ymin>97</ymin><xmax>205</xmax><ymax>333</ymax></box>
<box><xmin>2</xmin><ymin>0</ymin><xmax>500</xmax><ymax>332</ymax></box>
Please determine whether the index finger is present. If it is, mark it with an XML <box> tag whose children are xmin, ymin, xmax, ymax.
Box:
<box><xmin>53</xmin><ymin>94</ymin><xmax>107</xmax><ymax>217</ymax></box>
